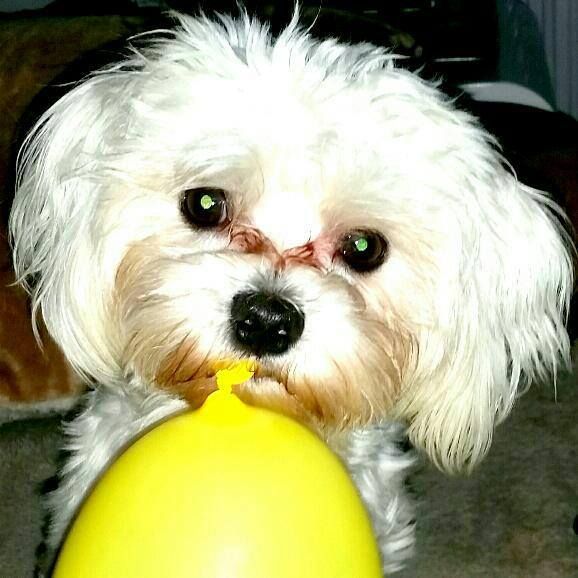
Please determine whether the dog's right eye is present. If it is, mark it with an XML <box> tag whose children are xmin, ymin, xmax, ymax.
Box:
<box><xmin>181</xmin><ymin>187</ymin><xmax>228</xmax><ymax>228</ymax></box>
<box><xmin>339</xmin><ymin>229</ymin><xmax>388</xmax><ymax>273</ymax></box>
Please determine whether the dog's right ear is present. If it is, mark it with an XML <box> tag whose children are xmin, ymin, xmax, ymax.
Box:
<box><xmin>9</xmin><ymin>70</ymin><xmax>127</xmax><ymax>384</ymax></box>
<box><xmin>395</xmin><ymin>173</ymin><xmax>573</xmax><ymax>474</ymax></box>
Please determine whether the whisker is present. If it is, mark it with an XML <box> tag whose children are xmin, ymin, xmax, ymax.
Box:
<box><xmin>165</xmin><ymin>332</ymin><xmax>194</xmax><ymax>384</ymax></box>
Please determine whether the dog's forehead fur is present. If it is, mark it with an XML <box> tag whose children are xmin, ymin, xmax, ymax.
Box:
<box><xmin>89</xmin><ymin>15</ymin><xmax>501</xmax><ymax>269</ymax></box>
<box><xmin>106</xmin><ymin>14</ymin><xmax>487</xmax><ymax>191</ymax></box>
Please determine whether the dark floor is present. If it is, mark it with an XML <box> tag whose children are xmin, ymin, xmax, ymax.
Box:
<box><xmin>398</xmin><ymin>370</ymin><xmax>578</xmax><ymax>578</ymax></box>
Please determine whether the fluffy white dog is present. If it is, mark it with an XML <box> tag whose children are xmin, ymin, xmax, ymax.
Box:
<box><xmin>10</xmin><ymin>11</ymin><xmax>572</xmax><ymax>575</ymax></box>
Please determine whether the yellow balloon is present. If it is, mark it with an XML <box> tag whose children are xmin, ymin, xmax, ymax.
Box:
<box><xmin>54</xmin><ymin>364</ymin><xmax>383</xmax><ymax>578</ymax></box>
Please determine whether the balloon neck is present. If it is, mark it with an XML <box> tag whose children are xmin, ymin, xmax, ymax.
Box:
<box><xmin>197</xmin><ymin>359</ymin><xmax>257</xmax><ymax>424</ymax></box>
<box><xmin>214</xmin><ymin>359</ymin><xmax>256</xmax><ymax>393</ymax></box>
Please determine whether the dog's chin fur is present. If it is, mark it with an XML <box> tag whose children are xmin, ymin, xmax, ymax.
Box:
<box><xmin>9</xmin><ymin>9</ymin><xmax>572</xmax><ymax>575</ymax></box>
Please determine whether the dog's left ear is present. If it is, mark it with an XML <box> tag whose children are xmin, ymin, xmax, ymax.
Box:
<box><xmin>395</xmin><ymin>173</ymin><xmax>573</xmax><ymax>473</ymax></box>
<box><xmin>8</xmin><ymin>66</ymin><xmax>131</xmax><ymax>384</ymax></box>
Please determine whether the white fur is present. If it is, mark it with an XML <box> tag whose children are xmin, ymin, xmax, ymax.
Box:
<box><xmin>9</xmin><ymin>10</ymin><xmax>571</xmax><ymax>575</ymax></box>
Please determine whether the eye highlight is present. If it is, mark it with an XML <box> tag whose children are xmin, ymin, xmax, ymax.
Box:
<box><xmin>181</xmin><ymin>187</ymin><xmax>228</xmax><ymax>228</ymax></box>
<box><xmin>339</xmin><ymin>229</ymin><xmax>388</xmax><ymax>273</ymax></box>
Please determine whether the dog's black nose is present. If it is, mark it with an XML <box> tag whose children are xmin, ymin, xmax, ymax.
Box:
<box><xmin>230</xmin><ymin>291</ymin><xmax>305</xmax><ymax>356</ymax></box>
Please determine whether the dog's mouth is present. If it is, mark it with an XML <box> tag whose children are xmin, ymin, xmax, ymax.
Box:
<box><xmin>155</xmin><ymin>346</ymin><xmax>382</xmax><ymax>428</ymax></box>
<box><xmin>158</xmin><ymin>357</ymin><xmax>300</xmax><ymax>413</ymax></box>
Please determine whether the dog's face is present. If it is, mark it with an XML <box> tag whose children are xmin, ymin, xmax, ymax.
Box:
<box><xmin>10</xmin><ymin>14</ymin><xmax>572</xmax><ymax>471</ymax></box>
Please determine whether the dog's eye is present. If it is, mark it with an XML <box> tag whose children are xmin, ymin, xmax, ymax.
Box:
<box><xmin>181</xmin><ymin>187</ymin><xmax>228</xmax><ymax>228</ymax></box>
<box><xmin>339</xmin><ymin>230</ymin><xmax>388</xmax><ymax>272</ymax></box>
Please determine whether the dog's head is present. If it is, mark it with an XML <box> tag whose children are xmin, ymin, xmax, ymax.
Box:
<box><xmin>10</xmin><ymin>13</ymin><xmax>572</xmax><ymax>471</ymax></box>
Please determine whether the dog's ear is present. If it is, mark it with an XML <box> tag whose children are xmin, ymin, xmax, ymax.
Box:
<box><xmin>395</xmin><ymin>174</ymin><xmax>573</xmax><ymax>473</ymax></box>
<box><xmin>9</xmin><ymin>71</ymin><xmax>127</xmax><ymax>383</ymax></box>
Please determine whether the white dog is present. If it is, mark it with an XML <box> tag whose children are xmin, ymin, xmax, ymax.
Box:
<box><xmin>10</xmin><ymin>11</ymin><xmax>572</xmax><ymax>575</ymax></box>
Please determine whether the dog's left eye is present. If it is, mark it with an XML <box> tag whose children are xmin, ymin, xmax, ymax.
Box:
<box><xmin>181</xmin><ymin>187</ymin><xmax>228</xmax><ymax>228</ymax></box>
<box><xmin>339</xmin><ymin>229</ymin><xmax>388</xmax><ymax>273</ymax></box>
